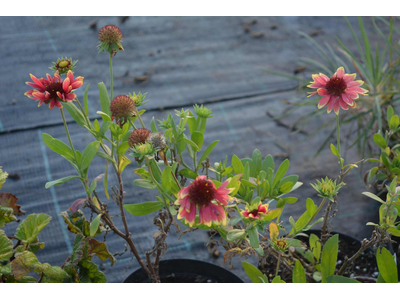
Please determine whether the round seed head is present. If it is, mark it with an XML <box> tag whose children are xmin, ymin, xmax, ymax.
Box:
<box><xmin>129</xmin><ymin>128</ymin><xmax>152</xmax><ymax>148</ymax></box>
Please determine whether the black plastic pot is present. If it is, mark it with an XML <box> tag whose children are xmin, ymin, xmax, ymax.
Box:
<box><xmin>123</xmin><ymin>259</ymin><xmax>244</xmax><ymax>283</ymax></box>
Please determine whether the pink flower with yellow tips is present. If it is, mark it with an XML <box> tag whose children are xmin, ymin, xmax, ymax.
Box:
<box><xmin>175</xmin><ymin>175</ymin><xmax>233</xmax><ymax>227</ymax></box>
<box><xmin>308</xmin><ymin>67</ymin><xmax>368</xmax><ymax>115</ymax></box>
<box><xmin>242</xmin><ymin>203</ymin><xmax>269</xmax><ymax>219</ymax></box>
<box><xmin>25</xmin><ymin>70</ymin><xmax>84</xmax><ymax>109</ymax></box>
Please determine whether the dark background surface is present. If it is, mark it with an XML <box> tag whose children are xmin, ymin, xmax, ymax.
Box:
<box><xmin>0</xmin><ymin>16</ymin><xmax>383</xmax><ymax>282</ymax></box>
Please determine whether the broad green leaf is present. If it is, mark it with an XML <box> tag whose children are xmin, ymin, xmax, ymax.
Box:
<box><xmin>78</xmin><ymin>259</ymin><xmax>107</xmax><ymax>283</ymax></box>
<box><xmin>191</xmin><ymin>131</ymin><xmax>204</xmax><ymax>152</ymax></box>
<box><xmin>45</xmin><ymin>175</ymin><xmax>81</xmax><ymax>189</ymax></box>
<box><xmin>292</xmin><ymin>260</ymin><xmax>306</xmax><ymax>283</ymax></box>
<box><xmin>124</xmin><ymin>201</ymin><xmax>164</xmax><ymax>216</ymax></box>
<box><xmin>15</xmin><ymin>214</ymin><xmax>51</xmax><ymax>244</ymax></box>
<box><xmin>390</xmin><ymin>115</ymin><xmax>399</xmax><ymax>131</ymax></box>
<box><xmin>306</xmin><ymin>198</ymin><xmax>316</xmax><ymax>217</ymax></box>
<box><xmin>98</xmin><ymin>82</ymin><xmax>111</xmax><ymax>117</ymax></box>
<box><xmin>133</xmin><ymin>179</ymin><xmax>157</xmax><ymax>189</ymax></box>
<box><xmin>309</xmin><ymin>233</ymin><xmax>321</xmax><ymax>261</ymax></box>
<box><xmin>272</xmin><ymin>159</ymin><xmax>290</xmax><ymax>189</ymax></box>
<box><xmin>271</xmin><ymin>275</ymin><xmax>285</xmax><ymax>283</ymax></box>
<box><xmin>162</xmin><ymin>166</ymin><xmax>173</xmax><ymax>193</ymax></box>
<box><xmin>232</xmin><ymin>155</ymin><xmax>244</xmax><ymax>174</ymax></box>
<box><xmin>247</xmin><ymin>226</ymin><xmax>259</xmax><ymax>248</ymax></box>
<box><xmin>63</xmin><ymin>102</ymin><xmax>86</xmax><ymax>127</ymax></box>
<box><xmin>197</xmin><ymin>140</ymin><xmax>219</xmax><ymax>169</ymax></box>
<box><xmin>321</xmin><ymin>234</ymin><xmax>339</xmax><ymax>283</ymax></box>
<box><xmin>330</xmin><ymin>143</ymin><xmax>339</xmax><ymax>157</ymax></box>
<box><xmin>179</xmin><ymin>168</ymin><xmax>198</xmax><ymax>180</ymax></box>
<box><xmin>250</xmin><ymin>149</ymin><xmax>262</xmax><ymax>177</ymax></box>
<box><xmin>376</xmin><ymin>247</ymin><xmax>398</xmax><ymax>283</ymax></box>
<box><xmin>387</xmin><ymin>106</ymin><xmax>394</xmax><ymax>124</ymax></box>
<box><xmin>88</xmin><ymin>238</ymin><xmax>116</xmax><ymax>266</ymax></box>
<box><xmin>35</xmin><ymin>263</ymin><xmax>69</xmax><ymax>283</ymax></box>
<box><xmin>373</xmin><ymin>133</ymin><xmax>387</xmax><ymax>149</ymax></box>
<box><xmin>326</xmin><ymin>275</ymin><xmax>360</xmax><ymax>283</ymax></box>
<box><xmin>42</xmin><ymin>133</ymin><xmax>74</xmax><ymax>159</ymax></box>
<box><xmin>0</xmin><ymin>230</ymin><xmax>13</xmax><ymax>262</ymax></box>
<box><xmin>90</xmin><ymin>214</ymin><xmax>102</xmax><ymax>237</ymax></box>
<box><xmin>242</xmin><ymin>261</ymin><xmax>264</xmax><ymax>283</ymax></box>
<box><xmin>11</xmin><ymin>251</ymin><xmax>39</xmax><ymax>279</ymax></box>
<box><xmin>226</xmin><ymin>229</ymin><xmax>247</xmax><ymax>242</ymax></box>
<box><xmin>81</xmin><ymin>141</ymin><xmax>100</xmax><ymax>172</ymax></box>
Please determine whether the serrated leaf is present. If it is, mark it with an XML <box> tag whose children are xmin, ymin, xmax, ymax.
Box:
<box><xmin>0</xmin><ymin>230</ymin><xmax>13</xmax><ymax>262</ymax></box>
<box><xmin>15</xmin><ymin>214</ymin><xmax>51</xmax><ymax>244</ymax></box>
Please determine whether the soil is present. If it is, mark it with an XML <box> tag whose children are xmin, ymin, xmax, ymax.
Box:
<box><xmin>259</xmin><ymin>233</ymin><xmax>379</xmax><ymax>283</ymax></box>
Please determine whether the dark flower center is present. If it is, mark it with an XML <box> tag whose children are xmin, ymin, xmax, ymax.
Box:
<box><xmin>189</xmin><ymin>178</ymin><xmax>216</xmax><ymax>206</ymax></box>
<box><xmin>45</xmin><ymin>82</ymin><xmax>63</xmax><ymax>99</ymax></box>
<box><xmin>250</xmin><ymin>209</ymin><xmax>259</xmax><ymax>217</ymax></box>
<box><xmin>325</xmin><ymin>76</ymin><xmax>347</xmax><ymax>96</ymax></box>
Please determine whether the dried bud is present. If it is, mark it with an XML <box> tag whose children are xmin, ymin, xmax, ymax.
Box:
<box><xmin>128</xmin><ymin>128</ymin><xmax>152</xmax><ymax>148</ymax></box>
<box><xmin>147</xmin><ymin>132</ymin><xmax>166</xmax><ymax>150</ymax></box>
<box><xmin>110</xmin><ymin>95</ymin><xmax>136</xmax><ymax>125</ymax></box>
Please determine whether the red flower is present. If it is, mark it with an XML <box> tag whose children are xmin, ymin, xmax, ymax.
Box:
<box><xmin>242</xmin><ymin>203</ymin><xmax>269</xmax><ymax>219</ymax></box>
<box><xmin>308</xmin><ymin>67</ymin><xmax>368</xmax><ymax>114</ymax></box>
<box><xmin>25</xmin><ymin>70</ymin><xmax>83</xmax><ymax>109</ymax></box>
<box><xmin>175</xmin><ymin>175</ymin><xmax>233</xmax><ymax>227</ymax></box>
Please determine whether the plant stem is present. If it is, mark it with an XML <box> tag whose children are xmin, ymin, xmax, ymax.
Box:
<box><xmin>60</xmin><ymin>108</ymin><xmax>79</xmax><ymax>167</ymax></box>
<box><xmin>109</xmin><ymin>53</ymin><xmax>113</xmax><ymax>101</ymax></box>
<box><xmin>128</xmin><ymin>118</ymin><xmax>137</xmax><ymax>130</ymax></box>
<box><xmin>336</xmin><ymin>114</ymin><xmax>343</xmax><ymax>170</ymax></box>
<box><xmin>135</xmin><ymin>108</ymin><xmax>146</xmax><ymax>128</ymax></box>
<box><xmin>275</xmin><ymin>252</ymin><xmax>281</xmax><ymax>277</ymax></box>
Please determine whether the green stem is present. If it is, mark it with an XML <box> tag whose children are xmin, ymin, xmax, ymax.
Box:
<box><xmin>60</xmin><ymin>108</ymin><xmax>79</xmax><ymax>167</ymax></box>
<box><xmin>336</xmin><ymin>114</ymin><xmax>343</xmax><ymax>169</ymax></box>
<box><xmin>136</xmin><ymin>108</ymin><xmax>146</xmax><ymax>128</ymax></box>
<box><xmin>128</xmin><ymin>119</ymin><xmax>137</xmax><ymax>130</ymax></box>
<box><xmin>109</xmin><ymin>53</ymin><xmax>113</xmax><ymax>101</ymax></box>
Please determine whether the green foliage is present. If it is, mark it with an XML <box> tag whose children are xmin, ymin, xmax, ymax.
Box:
<box><xmin>320</xmin><ymin>234</ymin><xmax>339</xmax><ymax>283</ymax></box>
<box><xmin>15</xmin><ymin>214</ymin><xmax>51</xmax><ymax>244</ymax></box>
<box><xmin>124</xmin><ymin>202</ymin><xmax>164</xmax><ymax>216</ymax></box>
<box><xmin>292</xmin><ymin>260</ymin><xmax>306</xmax><ymax>283</ymax></box>
<box><xmin>242</xmin><ymin>261</ymin><xmax>264</xmax><ymax>283</ymax></box>
<box><xmin>376</xmin><ymin>247</ymin><xmax>398</xmax><ymax>283</ymax></box>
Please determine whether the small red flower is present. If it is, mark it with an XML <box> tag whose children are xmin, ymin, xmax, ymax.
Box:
<box><xmin>25</xmin><ymin>70</ymin><xmax>83</xmax><ymax>109</ymax></box>
<box><xmin>308</xmin><ymin>67</ymin><xmax>368</xmax><ymax>115</ymax></box>
<box><xmin>175</xmin><ymin>175</ymin><xmax>233</xmax><ymax>227</ymax></box>
<box><xmin>242</xmin><ymin>203</ymin><xmax>269</xmax><ymax>219</ymax></box>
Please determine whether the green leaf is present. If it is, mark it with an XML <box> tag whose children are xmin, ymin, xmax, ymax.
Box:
<box><xmin>83</xmin><ymin>84</ymin><xmax>90</xmax><ymax>116</ymax></box>
<box><xmin>42</xmin><ymin>133</ymin><xmax>74</xmax><ymax>160</ymax></box>
<box><xmin>309</xmin><ymin>233</ymin><xmax>321</xmax><ymax>261</ymax></box>
<box><xmin>11</xmin><ymin>251</ymin><xmax>39</xmax><ymax>280</ymax></box>
<box><xmin>124</xmin><ymin>201</ymin><xmax>164</xmax><ymax>216</ymax></box>
<box><xmin>321</xmin><ymin>234</ymin><xmax>339</xmax><ymax>283</ymax></box>
<box><xmin>63</xmin><ymin>102</ymin><xmax>86</xmax><ymax>127</ymax></box>
<box><xmin>362</xmin><ymin>192</ymin><xmax>385</xmax><ymax>204</ymax></box>
<box><xmin>179</xmin><ymin>168</ymin><xmax>198</xmax><ymax>180</ymax></box>
<box><xmin>15</xmin><ymin>214</ymin><xmax>51</xmax><ymax>244</ymax></box>
<box><xmin>98</xmin><ymin>82</ymin><xmax>111</xmax><ymax>117</ymax></box>
<box><xmin>373</xmin><ymin>133</ymin><xmax>387</xmax><ymax>149</ymax></box>
<box><xmin>90</xmin><ymin>214</ymin><xmax>102</xmax><ymax>237</ymax></box>
<box><xmin>387</xmin><ymin>106</ymin><xmax>394</xmax><ymax>124</ymax></box>
<box><xmin>390</xmin><ymin>115</ymin><xmax>399</xmax><ymax>131</ymax></box>
<box><xmin>376</xmin><ymin>247</ymin><xmax>398</xmax><ymax>283</ymax></box>
<box><xmin>80</xmin><ymin>141</ymin><xmax>100</xmax><ymax>172</ymax></box>
<box><xmin>250</xmin><ymin>149</ymin><xmax>262</xmax><ymax>177</ymax></box>
<box><xmin>306</xmin><ymin>198</ymin><xmax>316</xmax><ymax>217</ymax></box>
<box><xmin>150</xmin><ymin>117</ymin><xmax>158</xmax><ymax>133</ymax></box>
<box><xmin>133</xmin><ymin>179</ymin><xmax>157</xmax><ymax>189</ymax></box>
<box><xmin>272</xmin><ymin>159</ymin><xmax>290</xmax><ymax>189</ymax></box>
<box><xmin>78</xmin><ymin>260</ymin><xmax>106</xmax><ymax>283</ymax></box>
<box><xmin>226</xmin><ymin>229</ymin><xmax>247</xmax><ymax>242</ymax></box>
<box><xmin>197</xmin><ymin>140</ymin><xmax>219</xmax><ymax>169</ymax></box>
<box><xmin>292</xmin><ymin>260</ymin><xmax>306</xmax><ymax>283</ymax></box>
<box><xmin>35</xmin><ymin>263</ymin><xmax>69</xmax><ymax>283</ymax></box>
<box><xmin>0</xmin><ymin>230</ymin><xmax>13</xmax><ymax>262</ymax></box>
<box><xmin>161</xmin><ymin>166</ymin><xmax>173</xmax><ymax>193</ymax></box>
<box><xmin>271</xmin><ymin>275</ymin><xmax>285</xmax><ymax>283</ymax></box>
<box><xmin>247</xmin><ymin>226</ymin><xmax>259</xmax><ymax>248</ymax></box>
<box><xmin>190</xmin><ymin>131</ymin><xmax>204</xmax><ymax>152</ymax></box>
<box><xmin>88</xmin><ymin>238</ymin><xmax>116</xmax><ymax>266</ymax></box>
<box><xmin>241</xmin><ymin>261</ymin><xmax>264</xmax><ymax>283</ymax></box>
<box><xmin>326</xmin><ymin>275</ymin><xmax>360</xmax><ymax>283</ymax></box>
<box><xmin>232</xmin><ymin>155</ymin><xmax>244</xmax><ymax>174</ymax></box>
<box><xmin>330</xmin><ymin>143</ymin><xmax>339</xmax><ymax>157</ymax></box>
<box><xmin>45</xmin><ymin>175</ymin><xmax>81</xmax><ymax>189</ymax></box>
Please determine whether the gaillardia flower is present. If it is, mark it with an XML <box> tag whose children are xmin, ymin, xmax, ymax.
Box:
<box><xmin>175</xmin><ymin>175</ymin><xmax>233</xmax><ymax>227</ymax></box>
<box><xmin>308</xmin><ymin>67</ymin><xmax>368</xmax><ymax>114</ymax></box>
<box><xmin>25</xmin><ymin>71</ymin><xmax>83</xmax><ymax>109</ymax></box>
<box><xmin>98</xmin><ymin>25</ymin><xmax>124</xmax><ymax>54</ymax></box>
<box><xmin>311</xmin><ymin>177</ymin><xmax>343</xmax><ymax>202</ymax></box>
<box><xmin>110</xmin><ymin>95</ymin><xmax>136</xmax><ymax>126</ymax></box>
<box><xmin>242</xmin><ymin>203</ymin><xmax>269</xmax><ymax>219</ymax></box>
<box><xmin>50</xmin><ymin>57</ymin><xmax>77</xmax><ymax>75</ymax></box>
<box><xmin>128</xmin><ymin>128</ymin><xmax>152</xmax><ymax>148</ymax></box>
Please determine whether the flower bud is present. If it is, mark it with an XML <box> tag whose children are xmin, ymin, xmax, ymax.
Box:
<box><xmin>128</xmin><ymin>128</ymin><xmax>152</xmax><ymax>148</ymax></box>
<box><xmin>98</xmin><ymin>25</ymin><xmax>124</xmax><ymax>54</ymax></box>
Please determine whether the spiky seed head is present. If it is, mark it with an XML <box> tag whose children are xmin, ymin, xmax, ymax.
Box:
<box><xmin>110</xmin><ymin>95</ymin><xmax>136</xmax><ymax>121</ymax></box>
<box><xmin>128</xmin><ymin>128</ymin><xmax>152</xmax><ymax>148</ymax></box>
<box><xmin>147</xmin><ymin>132</ymin><xmax>166</xmax><ymax>150</ymax></box>
<box><xmin>98</xmin><ymin>25</ymin><xmax>123</xmax><ymax>44</ymax></box>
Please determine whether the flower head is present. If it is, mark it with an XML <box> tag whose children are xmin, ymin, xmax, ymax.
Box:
<box><xmin>128</xmin><ymin>92</ymin><xmax>148</xmax><ymax>107</ymax></box>
<box><xmin>311</xmin><ymin>177</ymin><xmax>342</xmax><ymax>201</ymax></box>
<box><xmin>147</xmin><ymin>132</ymin><xmax>166</xmax><ymax>150</ymax></box>
<box><xmin>25</xmin><ymin>70</ymin><xmax>83</xmax><ymax>109</ymax></box>
<box><xmin>308</xmin><ymin>67</ymin><xmax>368</xmax><ymax>114</ymax></box>
<box><xmin>128</xmin><ymin>128</ymin><xmax>152</xmax><ymax>148</ymax></box>
<box><xmin>130</xmin><ymin>142</ymin><xmax>158</xmax><ymax>161</ymax></box>
<box><xmin>98</xmin><ymin>25</ymin><xmax>124</xmax><ymax>54</ymax></box>
<box><xmin>175</xmin><ymin>175</ymin><xmax>233</xmax><ymax>227</ymax></box>
<box><xmin>242</xmin><ymin>203</ymin><xmax>269</xmax><ymax>219</ymax></box>
<box><xmin>194</xmin><ymin>104</ymin><xmax>214</xmax><ymax>118</ymax></box>
<box><xmin>50</xmin><ymin>57</ymin><xmax>77</xmax><ymax>75</ymax></box>
<box><xmin>110</xmin><ymin>95</ymin><xmax>136</xmax><ymax>126</ymax></box>
<box><xmin>275</xmin><ymin>238</ymin><xmax>288</xmax><ymax>251</ymax></box>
